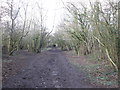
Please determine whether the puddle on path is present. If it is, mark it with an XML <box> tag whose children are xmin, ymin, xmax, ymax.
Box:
<box><xmin>52</xmin><ymin>71</ymin><xmax>58</xmax><ymax>76</ymax></box>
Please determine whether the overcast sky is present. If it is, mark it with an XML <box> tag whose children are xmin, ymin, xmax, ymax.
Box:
<box><xmin>0</xmin><ymin>0</ymin><xmax>117</xmax><ymax>33</ymax></box>
<box><xmin>34</xmin><ymin>0</ymin><xmax>117</xmax><ymax>33</ymax></box>
<box><xmin>41</xmin><ymin>0</ymin><xmax>89</xmax><ymax>32</ymax></box>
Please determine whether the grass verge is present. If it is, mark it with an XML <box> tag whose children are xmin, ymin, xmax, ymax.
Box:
<box><xmin>65</xmin><ymin>51</ymin><xmax>118</xmax><ymax>88</ymax></box>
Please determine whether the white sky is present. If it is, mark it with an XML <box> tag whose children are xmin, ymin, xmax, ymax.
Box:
<box><xmin>33</xmin><ymin>0</ymin><xmax>117</xmax><ymax>33</ymax></box>
<box><xmin>42</xmin><ymin>0</ymin><xmax>90</xmax><ymax>32</ymax></box>
<box><xmin>0</xmin><ymin>0</ymin><xmax>117</xmax><ymax>33</ymax></box>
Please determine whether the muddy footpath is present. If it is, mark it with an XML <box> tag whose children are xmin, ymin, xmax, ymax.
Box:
<box><xmin>2</xmin><ymin>48</ymin><xmax>98</xmax><ymax>88</ymax></box>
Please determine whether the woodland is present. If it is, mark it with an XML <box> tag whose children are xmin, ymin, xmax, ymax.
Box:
<box><xmin>1</xmin><ymin>0</ymin><xmax>120</xmax><ymax>87</ymax></box>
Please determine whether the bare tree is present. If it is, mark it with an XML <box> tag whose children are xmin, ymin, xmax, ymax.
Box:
<box><xmin>118</xmin><ymin>1</ymin><xmax>120</xmax><ymax>87</ymax></box>
<box><xmin>33</xmin><ymin>2</ymin><xmax>48</xmax><ymax>53</ymax></box>
<box><xmin>5</xmin><ymin>0</ymin><xmax>21</xmax><ymax>55</ymax></box>
<box><xmin>17</xmin><ymin>2</ymin><xmax>29</xmax><ymax>50</ymax></box>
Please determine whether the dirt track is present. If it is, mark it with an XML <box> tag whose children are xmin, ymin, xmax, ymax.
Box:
<box><xmin>3</xmin><ymin>48</ymin><xmax>94</xmax><ymax>88</ymax></box>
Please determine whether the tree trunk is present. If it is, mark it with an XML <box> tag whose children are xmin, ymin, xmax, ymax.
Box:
<box><xmin>118</xmin><ymin>1</ymin><xmax>120</xmax><ymax>88</ymax></box>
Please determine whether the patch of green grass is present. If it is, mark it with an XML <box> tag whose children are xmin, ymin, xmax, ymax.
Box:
<box><xmin>71</xmin><ymin>58</ymin><xmax>117</xmax><ymax>87</ymax></box>
<box><xmin>67</xmin><ymin>51</ymin><xmax>118</xmax><ymax>87</ymax></box>
<box><xmin>86</xmin><ymin>52</ymin><xmax>100</xmax><ymax>62</ymax></box>
<box><xmin>85</xmin><ymin>64</ymin><xmax>117</xmax><ymax>87</ymax></box>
